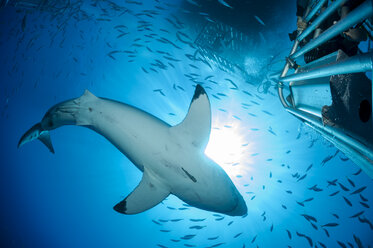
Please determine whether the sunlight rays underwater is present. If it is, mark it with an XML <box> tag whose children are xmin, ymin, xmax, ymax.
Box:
<box><xmin>1</xmin><ymin>0</ymin><xmax>373</xmax><ymax>247</ymax></box>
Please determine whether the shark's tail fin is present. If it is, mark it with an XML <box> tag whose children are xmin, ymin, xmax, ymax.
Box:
<box><xmin>18</xmin><ymin>123</ymin><xmax>54</xmax><ymax>154</ymax></box>
<box><xmin>17</xmin><ymin>90</ymin><xmax>98</xmax><ymax>154</ymax></box>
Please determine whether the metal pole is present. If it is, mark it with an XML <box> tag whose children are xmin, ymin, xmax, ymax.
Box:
<box><xmin>285</xmin><ymin>107</ymin><xmax>373</xmax><ymax>162</ymax></box>
<box><xmin>307</xmin><ymin>122</ymin><xmax>373</xmax><ymax>178</ymax></box>
<box><xmin>298</xmin><ymin>0</ymin><xmax>348</xmax><ymax>41</ymax></box>
<box><xmin>291</xmin><ymin>0</ymin><xmax>373</xmax><ymax>60</ymax></box>
<box><xmin>371</xmin><ymin>0</ymin><xmax>373</xmax><ymax>118</ymax></box>
<box><xmin>305</xmin><ymin>0</ymin><xmax>328</xmax><ymax>22</ymax></box>
<box><xmin>281</xmin><ymin>52</ymin><xmax>373</xmax><ymax>82</ymax></box>
<box><xmin>269</xmin><ymin>71</ymin><xmax>281</xmax><ymax>79</ymax></box>
<box><xmin>277</xmin><ymin>40</ymin><xmax>300</xmax><ymax>107</ymax></box>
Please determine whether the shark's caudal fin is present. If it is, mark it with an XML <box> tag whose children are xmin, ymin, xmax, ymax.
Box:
<box><xmin>17</xmin><ymin>123</ymin><xmax>55</xmax><ymax>153</ymax></box>
<box><xmin>114</xmin><ymin>168</ymin><xmax>170</xmax><ymax>214</ymax></box>
<box><xmin>17</xmin><ymin>89</ymin><xmax>98</xmax><ymax>153</ymax></box>
<box><xmin>171</xmin><ymin>84</ymin><xmax>211</xmax><ymax>151</ymax></box>
<box><xmin>38</xmin><ymin>131</ymin><xmax>54</xmax><ymax>153</ymax></box>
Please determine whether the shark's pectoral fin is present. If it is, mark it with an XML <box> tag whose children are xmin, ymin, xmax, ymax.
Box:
<box><xmin>172</xmin><ymin>84</ymin><xmax>211</xmax><ymax>150</ymax></box>
<box><xmin>114</xmin><ymin>169</ymin><xmax>170</xmax><ymax>215</ymax></box>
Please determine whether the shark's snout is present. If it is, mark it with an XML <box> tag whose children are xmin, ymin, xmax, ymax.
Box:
<box><xmin>226</xmin><ymin>193</ymin><xmax>248</xmax><ymax>216</ymax></box>
<box><xmin>234</xmin><ymin>197</ymin><xmax>248</xmax><ymax>216</ymax></box>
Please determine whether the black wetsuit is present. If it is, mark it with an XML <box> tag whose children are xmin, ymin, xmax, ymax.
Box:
<box><xmin>296</xmin><ymin>0</ymin><xmax>310</xmax><ymax>17</ymax></box>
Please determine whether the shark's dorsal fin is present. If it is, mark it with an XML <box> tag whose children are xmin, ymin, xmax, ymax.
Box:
<box><xmin>172</xmin><ymin>84</ymin><xmax>211</xmax><ymax>151</ymax></box>
<box><xmin>113</xmin><ymin>169</ymin><xmax>170</xmax><ymax>215</ymax></box>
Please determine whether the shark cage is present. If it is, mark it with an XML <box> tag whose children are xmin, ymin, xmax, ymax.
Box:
<box><xmin>0</xmin><ymin>0</ymin><xmax>69</xmax><ymax>12</ymax></box>
<box><xmin>273</xmin><ymin>0</ymin><xmax>373</xmax><ymax>178</ymax></box>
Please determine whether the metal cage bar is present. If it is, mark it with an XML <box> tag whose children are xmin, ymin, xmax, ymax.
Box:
<box><xmin>292</xmin><ymin>0</ymin><xmax>373</xmax><ymax>59</ymax></box>
<box><xmin>277</xmin><ymin>0</ymin><xmax>373</xmax><ymax>177</ymax></box>
<box><xmin>305</xmin><ymin>0</ymin><xmax>329</xmax><ymax>22</ymax></box>
<box><xmin>286</xmin><ymin>107</ymin><xmax>373</xmax><ymax>177</ymax></box>
<box><xmin>277</xmin><ymin>39</ymin><xmax>300</xmax><ymax>108</ymax></box>
<box><xmin>307</xmin><ymin>122</ymin><xmax>373</xmax><ymax>177</ymax></box>
<box><xmin>298</xmin><ymin>0</ymin><xmax>348</xmax><ymax>42</ymax></box>
<box><xmin>281</xmin><ymin>52</ymin><xmax>373</xmax><ymax>82</ymax></box>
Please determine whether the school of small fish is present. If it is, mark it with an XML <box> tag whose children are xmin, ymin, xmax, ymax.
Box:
<box><xmin>0</xmin><ymin>0</ymin><xmax>372</xmax><ymax>247</ymax></box>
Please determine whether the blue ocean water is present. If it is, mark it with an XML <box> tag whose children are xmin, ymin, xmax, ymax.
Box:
<box><xmin>0</xmin><ymin>0</ymin><xmax>372</xmax><ymax>247</ymax></box>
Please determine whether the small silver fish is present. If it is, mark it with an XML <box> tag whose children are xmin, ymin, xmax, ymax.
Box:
<box><xmin>254</xmin><ymin>15</ymin><xmax>265</xmax><ymax>26</ymax></box>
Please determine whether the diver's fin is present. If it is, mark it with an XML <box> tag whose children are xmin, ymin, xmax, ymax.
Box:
<box><xmin>38</xmin><ymin>131</ymin><xmax>54</xmax><ymax>154</ymax></box>
<box><xmin>114</xmin><ymin>169</ymin><xmax>170</xmax><ymax>215</ymax></box>
<box><xmin>171</xmin><ymin>84</ymin><xmax>211</xmax><ymax>151</ymax></box>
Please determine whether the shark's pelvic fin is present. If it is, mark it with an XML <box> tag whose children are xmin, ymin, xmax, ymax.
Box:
<box><xmin>113</xmin><ymin>169</ymin><xmax>170</xmax><ymax>215</ymax></box>
<box><xmin>172</xmin><ymin>84</ymin><xmax>211</xmax><ymax>151</ymax></box>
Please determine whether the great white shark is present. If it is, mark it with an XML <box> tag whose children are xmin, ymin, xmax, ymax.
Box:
<box><xmin>18</xmin><ymin>85</ymin><xmax>247</xmax><ymax>216</ymax></box>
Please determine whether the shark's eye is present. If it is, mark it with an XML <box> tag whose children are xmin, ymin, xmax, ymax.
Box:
<box><xmin>48</xmin><ymin>120</ymin><xmax>53</xmax><ymax>127</ymax></box>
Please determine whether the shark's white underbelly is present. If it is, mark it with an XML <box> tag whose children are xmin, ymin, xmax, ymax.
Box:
<box><xmin>87</xmin><ymin>98</ymin><xmax>242</xmax><ymax>214</ymax></box>
<box><xmin>19</xmin><ymin>86</ymin><xmax>247</xmax><ymax>216</ymax></box>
